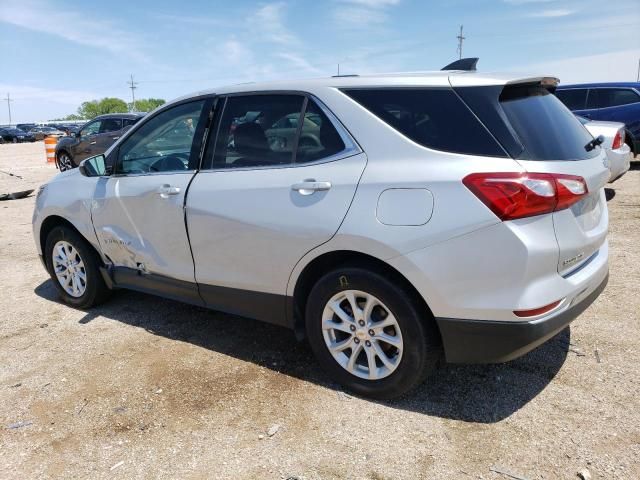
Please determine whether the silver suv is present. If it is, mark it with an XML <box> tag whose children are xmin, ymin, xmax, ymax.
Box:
<box><xmin>33</xmin><ymin>72</ymin><xmax>610</xmax><ymax>398</ymax></box>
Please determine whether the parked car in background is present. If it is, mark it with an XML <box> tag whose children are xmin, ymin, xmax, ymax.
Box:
<box><xmin>16</xmin><ymin>123</ymin><xmax>37</xmax><ymax>133</ymax></box>
<box><xmin>576</xmin><ymin>116</ymin><xmax>631</xmax><ymax>183</ymax></box>
<box><xmin>34</xmin><ymin>72</ymin><xmax>610</xmax><ymax>398</ymax></box>
<box><xmin>555</xmin><ymin>83</ymin><xmax>640</xmax><ymax>158</ymax></box>
<box><xmin>0</xmin><ymin>128</ymin><xmax>35</xmax><ymax>143</ymax></box>
<box><xmin>54</xmin><ymin>113</ymin><xmax>145</xmax><ymax>171</ymax></box>
<box><xmin>29</xmin><ymin>126</ymin><xmax>66</xmax><ymax>141</ymax></box>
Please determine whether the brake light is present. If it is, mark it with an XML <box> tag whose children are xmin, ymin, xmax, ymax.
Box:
<box><xmin>611</xmin><ymin>129</ymin><xmax>624</xmax><ymax>150</ymax></box>
<box><xmin>463</xmin><ymin>172</ymin><xmax>588</xmax><ymax>221</ymax></box>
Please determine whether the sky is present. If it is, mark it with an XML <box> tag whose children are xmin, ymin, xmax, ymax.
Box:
<box><xmin>0</xmin><ymin>0</ymin><xmax>639</xmax><ymax>123</ymax></box>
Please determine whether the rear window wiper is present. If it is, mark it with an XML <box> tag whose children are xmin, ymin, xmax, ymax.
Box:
<box><xmin>584</xmin><ymin>135</ymin><xmax>604</xmax><ymax>152</ymax></box>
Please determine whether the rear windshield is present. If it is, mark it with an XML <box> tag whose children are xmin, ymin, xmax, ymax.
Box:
<box><xmin>342</xmin><ymin>88</ymin><xmax>506</xmax><ymax>157</ymax></box>
<box><xmin>499</xmin><ymin>85</ymin><xmax>598</xmax><ymax>161</ymax></box>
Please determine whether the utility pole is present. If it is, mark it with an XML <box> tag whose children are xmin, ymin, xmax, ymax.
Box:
<box><xmin>636</xmin><ymin>58</ymin><xmax>640</xmax><ymax>82</ymax></box>
<box><xmin>337</xmin><ymin>63</ymin><xmax>340</xmax><ymax>76</ymax></box>
<box><xmin>4</xmin><ymin>93</ymin><xmax>13</xmax><ymax>126</ymax></box>
<box><xmin>127</xmin><ymin>74</ymin><xmax>138</xmax><ymax>112</ymax></box>
<box><xmin>456</xmin><ymin>25</ymin><xmax>465</xmax><ymax>60</ymax></box>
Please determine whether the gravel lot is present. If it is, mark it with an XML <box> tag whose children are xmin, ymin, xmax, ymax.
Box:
<box><xmin>1</xmin><ymin>142</ymin><xmax>639</xmax><ymax>479</ymax></box>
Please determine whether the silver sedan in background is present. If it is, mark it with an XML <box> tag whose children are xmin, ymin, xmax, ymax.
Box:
<box><xmin>577</xmin><ymin>116</ymin><xmax>631</xmax><ymax>183</ymax></box>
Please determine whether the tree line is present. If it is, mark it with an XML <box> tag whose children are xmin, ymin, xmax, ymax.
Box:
<box><xmin>57</xmin><ymin>97</ymin><xmax>166</xmax><ymax>120</ymax></box>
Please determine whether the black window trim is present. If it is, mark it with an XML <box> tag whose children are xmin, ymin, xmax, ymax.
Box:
<box><xmin>198</xmin><ymin>90</ymin><xmax>362</xmax><ymax>173</ymax></box>
<box><xmin>109</xmin><ymin>95</ymin><xmax>215</xmax><ymax>177</ymax></box>
<box><xmin>340</xmin><ymin>86</ymin><xmax>509</xmax><ymax>158</ymax></box>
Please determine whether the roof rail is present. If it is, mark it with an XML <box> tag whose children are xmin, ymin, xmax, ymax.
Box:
<box><xmin>441</xmin><ymin>57</ymin><xmax>479</xmax><ymax>71</ymax></box>
<box><xmin>331</xmin><ymin>74</ymin><xmax>359</xmax><ymax>78</ymax></box>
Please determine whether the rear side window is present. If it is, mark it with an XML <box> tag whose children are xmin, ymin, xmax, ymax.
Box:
<box><xmin>500</xmin><ymin>85</ymin><xmax>597</xmax><ymax>161</ymax></box>
<box><xmin>210</xmin><ymin>94</ymin><xmax>305</xmax><ymax>169</ymax></box>
<box><xmin>342</xmin><ymin>88</ymin><xmax>506</xmax><ymax>157</ymax></box>
<box><xmin>295</xmin><ymin>99</ymin><xmax>346</xmax><ymax>163</ymax></box>
<box><xmin>99</xmin><ymin>118</ymin><xmax>122</xmax><ymax>133</ymax></box>
<box><xmin>555</xmin><ymin>89</ymin><xmax>587</xmax><ymax>110</ymax></box>
<box><xmin>596</xmin><ymin>88</ymin><xmax>640</xmax><ymax>108</ymax></box>
<box><xmin>123</xmin><ymin>118</ymin><xmax>140</xmax><ymax>128</ymax></box>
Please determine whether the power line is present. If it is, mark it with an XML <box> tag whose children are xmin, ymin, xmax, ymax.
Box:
<box><xmin>456</xmin><ymin>25</ymin><xmax>465</xmax><ymax>60</ymax></box>
<box><xmin>4</xmin><ymin>93</ymin><xmax>13</xmax><ymax>126</ymax></box>
<box><xmin>127</xmin><ymin>74</ymin><xmax>138</xmax><ymax>112</ymax></box>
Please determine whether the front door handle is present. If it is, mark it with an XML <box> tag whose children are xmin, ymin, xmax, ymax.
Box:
<box><xmin>157</xmin><ymin>184</ymin><xmax>181</xmax><ymax>198</ymax></box>
<box><xmin>89</xmin><ymin>141</ymin><xmax>97</xmax><ymax>145</ymax></box>
<box><xmin>291</xmin><ymin>179</ymin><xmax>331</xmax><ymax>196</ymax></box>
<box><xmin>111</xmin><ymin>136</ymin><xmax>120</xmax><ymax>140</ymax></box>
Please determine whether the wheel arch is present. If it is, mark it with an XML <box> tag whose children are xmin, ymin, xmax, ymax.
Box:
<box><xmin>39</xmin><ymin>215</ymin><xmax>103</xmax><ymax>267</ymax></box>
<box><xmin>291</xmin><ymin>250</ymin><xmax>439</xmax><ymax>341</ymax></box>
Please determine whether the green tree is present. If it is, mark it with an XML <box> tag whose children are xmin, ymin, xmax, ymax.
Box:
<box><xmin>77</xmin><ymin>97</ymin><xmax>128</xmax><ymax>119</ymax></box>
<box><xmin>130</xmin><ymin>98</ymin><xmax>166</xmax><ymax>112</ymax></box>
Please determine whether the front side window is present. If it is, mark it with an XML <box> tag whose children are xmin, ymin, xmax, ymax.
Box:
<box><xmin>80</xmin><ymin>121</ymin><xmax>101</xmax><ymax>137</ymax></box>
<box><xmin>597</xmin><ymin>88</ymin><xmax>640</xmax><ymax>108</ymax></box>
<box><xmin>342</xmin><ymin>88</ymin><xmax>506</xmax><ymax>157</ymax></box>
<box><xmin>210</xmin><ymin>94</ymin><xmax>304</xmax><ymax>169</ymax></box>
<box><xmin>99</xmin><ymin>118</ymin><xmax>122</xmax><ymax>133</ymax></box>
<box><xmin>117</xmin><ymin>100</ymin><xmax>205</xmax><ymax>174</ymax></box>
<box><xmin>555</xmin><ymin>89</ymin><xmax>587</xmax><ymax>110</ymax></box>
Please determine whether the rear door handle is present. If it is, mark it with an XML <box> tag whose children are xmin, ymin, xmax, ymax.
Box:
<box><xmin>291</xmin><ymin>179</ymin><xmax>331</xmax><ymax>196</ymax></box>
<box><xmin>111</xmin><ymin>136</ymin><xmax>120</xmax><ymax>140</ymax></box>
<box><xmin>89</xmin><ymin>141</ymin><xmax>97</xmax><ymax>145</ymax></box>
<box><xmin>157</xmin><ymin>184</ymin><xmax>181</xmax><ymax>198</ymax></box>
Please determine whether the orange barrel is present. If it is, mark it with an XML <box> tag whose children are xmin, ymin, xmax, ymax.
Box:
<box><xmin>44</xmin><ymin>136</ymin><xmax>57</xmax><ymax>164</ymax></box>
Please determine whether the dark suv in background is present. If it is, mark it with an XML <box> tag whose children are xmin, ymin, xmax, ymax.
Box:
<box><xmin>555</xmin><ymin>83</ymin><xmax>640</xmax><ymax>157</ymax></box>
<box><xmin>55</xmin><ymin>113</ymin><xmax>145</xmax><ymax>171</ymax></box>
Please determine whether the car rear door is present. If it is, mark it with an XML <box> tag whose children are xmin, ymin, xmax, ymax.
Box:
<box><xmin>498</xmin><ymin>83</ymin><xmax>610</xmax><ymax>276</ymax></box>
<box><xmin>91</xmin><ymin>99</ymin><xmax>210</xmax><ymax>295</ymax></box>
<box><xmin>186</xmin><ymin>93</ymin><xmax>365</xmax><ymax>324</ymax></box>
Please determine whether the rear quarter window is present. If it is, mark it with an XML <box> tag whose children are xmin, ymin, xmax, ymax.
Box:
<box><xmin>342</xmin><ymin>88</ymin><xmax>506</xmax><ymax>157</ymax></box>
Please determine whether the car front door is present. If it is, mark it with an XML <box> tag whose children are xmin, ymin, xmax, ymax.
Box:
<box><xmin>91</xmin><ymin>99</ymin><xmax>210</xmax><ymax>302</ymax></box>
<box><xmin>186</xmin><ymin>94</ymin><xmax>366</xmax><ymax>325</ymax></box>
<box><xmin>73</xmin><ymin>120</ymin><xmax>102</xmax><ymax>162</ymax></box>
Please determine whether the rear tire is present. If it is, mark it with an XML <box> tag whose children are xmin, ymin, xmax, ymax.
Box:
<box><xmin>44</xmin><ymin>226</ymin><xmax>111</xmax><ymax>308</ymax></box>
<box><xmin>305</xmin><ymin>267</ymin><xmax>441</xmax><ymax>399</ymax></box>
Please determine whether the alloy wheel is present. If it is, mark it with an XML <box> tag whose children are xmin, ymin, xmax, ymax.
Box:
<box><xmin>58</xmin><ymin>153</ymin><xmax>73</xmax><ymax>171</ymax></box>
<box><xmin>321</xmin><ymin>290</ymin><xmax>404</xmax><ymax>380</ymax></box>
<box><xmin>52</xmin><ymin>240</ymin><xmax>87</xmax><ymax>298</ymax></box>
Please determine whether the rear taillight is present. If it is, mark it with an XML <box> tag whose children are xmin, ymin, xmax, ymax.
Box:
<box><xmin>463</xmin><ymin>172</ymin><xmax>588</xmax><ymax>221</ymax></box>
<box><xmin>612</xmin><ymin>129</ymin><xmax>624</xmax><ymax>150</ymax></box>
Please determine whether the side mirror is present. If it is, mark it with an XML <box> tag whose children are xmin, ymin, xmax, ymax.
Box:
<box><xmin>78</xmin><ymin>154</ymin><xmax>107</xmax><ymax>177</ymax></box>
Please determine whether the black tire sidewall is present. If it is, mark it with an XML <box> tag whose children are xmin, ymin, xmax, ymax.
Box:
<box><xmin>44</xmin><ymin>226</ymin><xmax>106</xmax><ymax>309</ymax></box>
<box><xmin>306</xmin><ymin>268</ymin><xmax>439</xmax><ymax>399</ymax></box>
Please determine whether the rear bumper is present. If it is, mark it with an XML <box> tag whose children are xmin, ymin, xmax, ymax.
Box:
<box><xmin>436</xmin><ymin>271</ymin><xmax>608</xmax><ymax>364</ymax></box>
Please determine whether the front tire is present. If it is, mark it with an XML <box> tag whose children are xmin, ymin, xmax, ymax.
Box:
<box><xmin>45</xmin><ymin>226</ymin><xmax>111</xmax><ymax>308</ymax></box>
<box><xmin>57</xmin><ymin>151</ymin><xmax>74</xmax><ymax>171</ymax></box>
<box><xmin>305</xmin><ymin>268</ymin><xmax>441</xmax><ymax>399</ymax></box>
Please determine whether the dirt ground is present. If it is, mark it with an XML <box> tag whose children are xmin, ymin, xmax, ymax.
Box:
<box><xmin>0</xmin><ymin>142</ymin><xmax>638</xmax><ymax>479</ymax></box>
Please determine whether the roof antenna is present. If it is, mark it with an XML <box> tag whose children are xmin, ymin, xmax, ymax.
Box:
<box><xmin>441</xmin><ymin>58</ymin><xmax>479</xmax><ymax>71</ymax></box>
